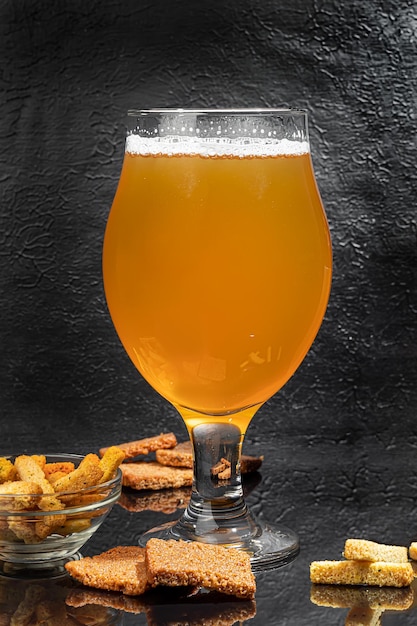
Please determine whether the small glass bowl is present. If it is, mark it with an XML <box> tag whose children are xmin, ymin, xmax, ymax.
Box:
<box><xmin>0</xmin><ymin>453</ymin><xmax>122</xmax><ymax>573</ymax></box>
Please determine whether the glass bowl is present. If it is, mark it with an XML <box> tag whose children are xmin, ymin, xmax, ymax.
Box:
<box><xmin>0</xmin><ymin>453</ymin><xmax>122</xmax><ymax>573</ymax></box>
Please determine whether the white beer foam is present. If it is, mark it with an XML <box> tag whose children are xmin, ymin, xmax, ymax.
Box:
<box><xmin>126</xmin><ymin>134</ymin><xmax>309</xmax><ymax>157</ymax></box>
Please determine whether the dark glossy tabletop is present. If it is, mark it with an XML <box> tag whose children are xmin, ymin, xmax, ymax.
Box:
<box><xmin>2</xmin><ymin>442</ymin><xmax>417</xmax><ymax>625</ymax></box>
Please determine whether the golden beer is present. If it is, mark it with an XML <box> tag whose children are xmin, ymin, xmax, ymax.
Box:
<box><xmin>103</xmin><ymin>147</ymin><xmax>332</xmax><ymax>424</ymax></box>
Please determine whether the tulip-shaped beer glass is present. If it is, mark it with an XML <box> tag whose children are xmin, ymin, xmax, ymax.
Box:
<box><xmin>103</xmin><ymin>109</ymin><xmax>332</xmax><ymax>570</ymax></box>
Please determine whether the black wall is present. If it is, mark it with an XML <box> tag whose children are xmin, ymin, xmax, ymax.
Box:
<box><xmin>0</xmin><ymin>0</ymin><xmax>416</xmax><ymax>463</ymax></box>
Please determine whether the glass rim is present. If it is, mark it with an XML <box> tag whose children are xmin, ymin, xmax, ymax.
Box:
<box><xmin>127</xmin><ymin>107</ymin><xmax>307</xmax><ymax>117</ymax></box>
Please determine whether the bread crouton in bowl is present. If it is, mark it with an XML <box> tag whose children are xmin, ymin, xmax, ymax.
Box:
<box><xmin>0</xmin><ymin>450</ymin><xmax>123</xmax><ymax>571</ymax></box>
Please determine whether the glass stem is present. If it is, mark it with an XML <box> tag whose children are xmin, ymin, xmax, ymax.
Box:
<box><xmin>172</xmin><ymin>407</ymin><xmax>260</xmax><ymax>545</ymax></box>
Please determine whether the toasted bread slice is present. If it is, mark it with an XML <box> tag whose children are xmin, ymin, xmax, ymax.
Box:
<box><xmin>310</xmin><ymin>560</ymin><xmax>414</xmax><ymax>588</ymax></box>
<box><xmin>65</xmin><ymin>546</ymin><xmax>149</xmax><ymax>596</ymax></box>
<box><xmin>409</xmin><ymin>542</ymin><xmax>417</xmax><ymax>560</ymax></box>
<box><xmin>145</xmin><ymin>538</ymin><xmax>256</xmax><ymax>599</ymax></box>
<box><xmin>344</xmin><ymin>539</ymin><xmax>408</xmax><ymax>563</ymax></box>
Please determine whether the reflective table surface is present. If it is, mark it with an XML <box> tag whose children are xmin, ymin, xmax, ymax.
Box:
<box><xmin>1</xmin><ymin>443</ymin><xmax>417</xmax><ymax>625</ymax></box>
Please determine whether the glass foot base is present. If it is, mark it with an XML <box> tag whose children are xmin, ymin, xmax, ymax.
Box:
<box><xmin>139</xmin><ymin>519</ymin><xmax>299</xmax><ymax>572</ymax></box>
<box><xmin>0</xmin><ymin>551</ymin><xmax>82</xmax><ymax>579</ymax></box>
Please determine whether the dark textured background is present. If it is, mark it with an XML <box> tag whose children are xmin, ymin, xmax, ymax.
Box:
<box><xmin>1</xmin><ymin>0</ymin><xmax>416</xmax><ymax>448</ymax></box>
<box><xmin>0</xmin><ymin>0</ymin><xmax>416</xmax><ymax>621</ymax></box>
<box><xmin>1</xmin><ymin>0</ymin><xmax>417</xmax><ymax>586</ymax></box>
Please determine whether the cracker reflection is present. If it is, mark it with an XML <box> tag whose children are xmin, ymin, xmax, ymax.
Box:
<box><xmin>119</xmin><ymin>487</ymin><xmax>191</xmax><ymax>514</ymax></box>
<box><xmin>67</xmin><ymin>587</ymin><xmax>256</xmax><ymax>625</ymax></box>
<box><xmin>66</xmin><ymin>586</ymin><xmax>197</xmax><ymax>615</ymax></box>
<box><xmin>311</xmin><ymin>584</ymin><xmax>414</xmax><ymax>625</ymax></box>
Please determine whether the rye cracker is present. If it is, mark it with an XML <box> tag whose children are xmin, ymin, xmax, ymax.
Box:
<box><xmin>121</xmin><ymin>462</ymin><xmax>193</xmax><ymax>491</ymax></box>
<box><xmin>65</xmin><ymin>546</ymin><xmax>149</xmax><ymax>596</ymax></box>
<box><xmin>100</xmin><ymin>433</ymin><xmax>177</xmax><ymax>460</ymax></box>
<box><xmin>145</xmin><ymin>538</ymin><xmax>256</xmax><ymax>599</ymax></box>
<box><xmin>156</xmin><ymin>441</ymin><xmax>263</xmax><ymax>475</ymax></box>
<box><xmin>155</xmin><ymin>442</ymin><xmax>194</xmax><ymax>468</ymax></box>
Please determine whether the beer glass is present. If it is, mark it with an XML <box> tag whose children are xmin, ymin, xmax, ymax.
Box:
<box><xmin>103</xmin><ymin>109</ymin><xmax>332</xmax><ymax>570</ymax></box>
